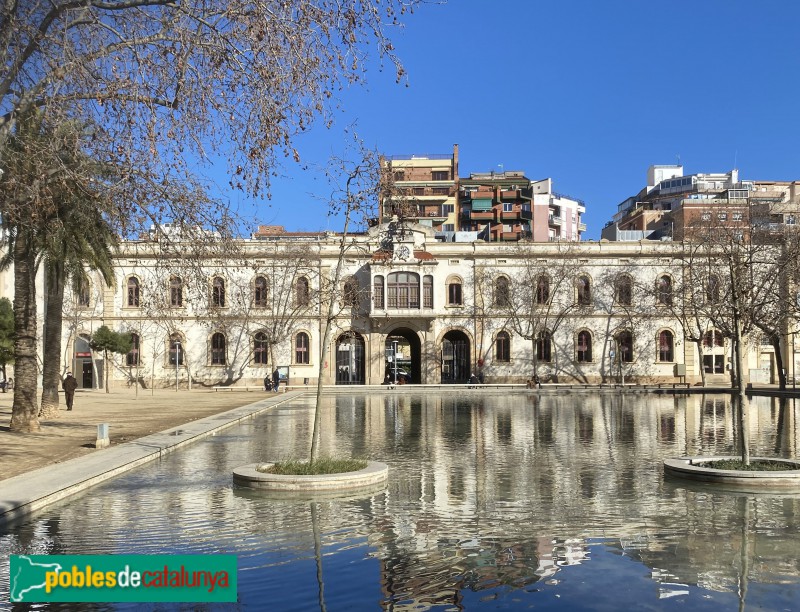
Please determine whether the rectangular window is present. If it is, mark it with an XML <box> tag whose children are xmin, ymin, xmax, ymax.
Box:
<box><xmin>432</xmin><ymin>170</ymin><xmax>449</xmax><ymax>181</ymax></box>
<box><xmin>295</xmin><ymin>334</ymin><xmax>310</xmax><ymax>364</ymax></box>
<box><xmin>443</xmin><ymin>204</ymin><xmax>454</xmax><ymax>214</ymax></box>
<box><xmin>423</xmin><ymin>276</ymin><xmax>433</xmax><ymax>308</ymax></box>
<box><xmin>503</xmin><ymin>203</ymin><xmax>513</xmax><ymax>212</ymax></box>
<box><xmin>373</xmin><ymin>277</ymin><xmax>384</xmax><ymax>309</ymax></box>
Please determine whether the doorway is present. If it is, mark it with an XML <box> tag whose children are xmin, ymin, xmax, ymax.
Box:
<box><xmin>442</xmin><ymin>330</ymin><xmax>470</xmax><ymax>383</ymax></box>
<box><xmin>385</xmin><ymin>328</ymin><xmax>421</xmax><ymax>384</ymax></box>
<box><xmin>335</xmin><ymin>332</ymin><xmax>365</xmax><ymax>385</ymax></box>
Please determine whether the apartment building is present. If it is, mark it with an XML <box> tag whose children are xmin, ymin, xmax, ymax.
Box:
<box><xmin>459</xmin><ymin>172</ymin><xmax>585</xmax><ymax>242</ymax></box>
<box><xmin>380</xmin><ymin>146</ymin><xmax>460</xmax><ymax>237</ymax></box>
<box><xmin>602</xmin><ymin>165</ymin><xmax>800</xmax><ymax>241</ymax></box>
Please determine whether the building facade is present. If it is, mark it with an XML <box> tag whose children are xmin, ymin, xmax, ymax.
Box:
<box><xmin>14</xmin><ymin>220</ymin><xmax>795</xmax><ymax>391</ymax></box>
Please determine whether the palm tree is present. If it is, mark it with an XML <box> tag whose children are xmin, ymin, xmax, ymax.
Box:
<box><xmin>39</xmin><ymin>203</ymin><xmax>116</xmax><ymax>418</ymax></box>
<box><xmin>0</xmin><ymin>111</ymin><xmax>117</xmax><ymax>431</ymax></box>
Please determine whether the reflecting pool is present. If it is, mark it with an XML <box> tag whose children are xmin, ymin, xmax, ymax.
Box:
<box><xmin>2</xmin><ymin>392</ymin><xmax>800</xmax><ymax>611</ymax></box>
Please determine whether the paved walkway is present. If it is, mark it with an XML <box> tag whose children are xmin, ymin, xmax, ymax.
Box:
<box><xmin>0</xmin><ymin>387</ymin><xmax>304</xmax><ymax>527</ymax></box>
<box><xmin>0</xmin><ymin>387</ymin><xmax>287</xmax><ymax>482</ymax></box>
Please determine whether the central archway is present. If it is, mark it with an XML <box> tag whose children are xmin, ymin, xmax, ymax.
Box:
<box><xmin>441</xmin><ymin>330</ymin><xmax>471</xmax><ymax>383</ymax></box>
<box><xmin>384</xmin><ymin>328</ymin><xmax>421</xmax><ymax>384</ymax></box>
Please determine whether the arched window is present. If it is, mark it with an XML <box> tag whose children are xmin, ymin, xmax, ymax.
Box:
<box><xmin>536</xmin><ymin>330</ymin><xmax>552</xmax><ymax>363</ymax></box>
<box><xmin>126</xmin><ymin>333</ymin><xmax>140</xmax><ymax>366</ymax></box>
<box><xmin>614</xmin><ymin>274</ymin><xmax>633</xmax><ymax>306</ymax></box>
<box><xmin>295</xmin><ymin>332</ymin><xmax>310</xmax><ymax>364</ymax></box>
<box><xmin>658</xmin><ymin>330</ymin><xmax>674</xmax><ymax>362</ymax></box>
<box><xmin>535</xmin><ymin>275</ymin><xmax>550</xmax><ymax>305</ymax></box>
<box><xmin>576</xmin><ymin>330</ymin><xmax>592</xmax><ymax>363</ymax></box>
<box><xmin>387</xmin><ymin>271</ymin><xmax>420</xmax><ymax>309</ymax></box>
<box><xmin>253</xmin><ymin>332</ymin><xmax>269</xmax><ymax>365</ymax></box>
<box><xmin>447</xmin><ymin>276</ymin><xmax>463</xmax><ymax>306</ymax></box>
<box><xmin>210</xmin><ymin>332</ymin><xmax>226</xmax><ymax>365</ymax></box>
<box><xmin>495</xmin><ymin>331</ymin><xmax>510</xmax><ymax>362</ymax></box>
<box><xmin>212</xmin><ymin>276</ymin><xmax>226</xmax><ymax>308</ymax></box>
<box><xmin>343</xmin><ymin>277</ymin><xmax>359</xmax><ymax>308</ymax></box>
<box><xmin>77</xmin><ymin>279</ymin><xmax>90</xmax><ymax>307</ymax></box>
<box><xmin>576</xmin><ymin>275</ymin><xmax>591</xmax><ymax>306</ymax></box>
<box><xmin>254</xmin><ymin>276</ymin><xmax>268</xmax><ymax>308</ymax></box>
<box><xmin>127</xmin><ymin>277</ymin><xmax>140</xmax><ymax>307</ymax></box>
<box><xmin>657</xmin><ymin>275</ymin><xmax>673</xmax><ymax>306</ymax></box>
<box><xmin>706</xmin><ymin>275</ymin><xmax>720</xmax><ymax>304</ymax></box>
<box><xmin>168</xmin><ymin>334</ymin><xmax>184</xmax><ymax>366</ymax></box>
<box><xmin>423</xmin><ymin>275</ymin><xmax>433</xmax><ymax>308</ymax></box>
<box><xmin>494</xmin><ymin>276</ymin><xmax>510</xmax><ymax>307</ymax></box>
<box><xmin>616</xmin><ymin>330</ymin><xmax>634</xmax><ymax>363</ymax></box>
<box><xmin>296</xmin><ymin>276</ymin><xmax>310</xmax><ymax>307</ymax></box>
<box><xmin>373</xmin><ymin>275</ymin><xmax>384</xmax><ymax>309</ymax></box>
<box><xmin>169</xmin><ymin>276</ymin><xmax>183</xmax><ymax>307</ymax></box>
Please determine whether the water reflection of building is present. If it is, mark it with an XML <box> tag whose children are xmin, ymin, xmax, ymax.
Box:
<box><xmin>320</xmin><ymin>393</ymin><xmax>800</xmax><ymax>608</ymax></box>
<box><xmin>3</xmin><ymin>394</ymin><xmax>799</xmax><ymax>609</ymax></box>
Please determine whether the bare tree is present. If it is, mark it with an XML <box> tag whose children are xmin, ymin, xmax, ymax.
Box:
<box><xmin>504</xmin><ymin>243</ymin><xmax>583</xmax><ymax>382</ymax></box>
<box><xmin>310</xmin><ymin>138</ymin><xmax>383</xmax><ymax>462</ymax></box>
<box><xmin>1</xmin><ymin>0</ymin><xmax>420</xmax><ymax>431</ymax></box>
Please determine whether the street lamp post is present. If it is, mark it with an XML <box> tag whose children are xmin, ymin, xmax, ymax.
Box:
<box><xmin>393</xmin><ymin>341</ymin><xmax>399</xmax><ymax>384</ymax></box>
<box><xmin>174</xmin><ymin>340</ymin><xmax>181</xmax><ymax>392</ymax></box>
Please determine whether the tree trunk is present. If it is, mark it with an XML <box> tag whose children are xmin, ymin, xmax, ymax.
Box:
<box><xmin>311</xmin><ymin>222</ymin><xmax>351</xmax><ymax>463</ymax></box>
<box><xmin>40</xmin><ymin>258</ymin><xmax>66</xmax><ymax>418</ymax></box>
<box><xmin>695</xmin><ymin>340</ymin><xmax>707</xmax><ymax>387</ymax></box>
<box><xmin>733</xmin><ymin>330</ymin><xmax>750</xmax><ymax>466</ymax></box>
<box><xmin>104</xmin><ymin>348</ymin><xmax>110</xmax><ymax>393</ymax></box>
<box><xmin>771</xmin><ymin>336</ymin><xmax>786</xmax><ymax>389</ymax></box>
<box><xmin>9</xmin><ymin>234</ymin><xmax>40</xmax><ymax>432</ymax></box>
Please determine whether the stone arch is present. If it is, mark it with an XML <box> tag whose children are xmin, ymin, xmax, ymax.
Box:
<box><xmin>384</xmin><ymin>326</ymin><xmax>423</xmax><ymax>384</ymax></box>
<box><xmin>335</xmin><ymin>331</ymin><xmax>365</xmax><ymax>384</ymax></box>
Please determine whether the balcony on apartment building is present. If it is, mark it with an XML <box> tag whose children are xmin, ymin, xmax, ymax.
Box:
<box><xmin>548</xmin><ymin>214</ymin><xmax>563</xmax><ymax>227</ymax></box>
<box><xmin>578</xmin><ymin>222</ymin><xmax>587</xmax><ymax>232</ymax></box>
<box><xmin>464</xmin><ymin>210</ymin><xmax>495</xmax><ymax>221</ymax></box>
<box><xmin>405</xmin><ymin>185</ymin><xmax>454</xmax><ymax>200</ymax></box>
<box><xmin>458</xmin><ymin>187</ymin><xmax>494</xmax><ymax>200</ymax></box>
<box><xmin>499</xmin><ymin>207</ymin><xmax>533</xmax><ymax>221</ymax></box>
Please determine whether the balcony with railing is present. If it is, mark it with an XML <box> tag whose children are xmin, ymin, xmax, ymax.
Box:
<box><xmin>460</xmin><ymin>189</ymin><xmax>495</xmax><ymax>201</ymax></box>
<box><xmin>548</xmin><ymin>215</ymin><xmax>562</xmax><ymax>226</ymax></box>
<box><xmin>468</xmin><ymin>210</ymin><xmax>496</xmax><ymax>221</ymax></box>
<box><xmin>500</xmin><ymin>208</ymin><xmax>533</xmax><ymax>221</ymax></box>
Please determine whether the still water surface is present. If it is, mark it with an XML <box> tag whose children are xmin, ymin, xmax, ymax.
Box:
<box><xmin>2</xmin><ymin>392</ymin><xmax>800</xmax><ymax>611</ymax></box>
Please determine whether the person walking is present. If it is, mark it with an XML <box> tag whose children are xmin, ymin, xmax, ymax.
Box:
<box><xmin>62</xmin><ymin>372</ymin><xmax>78</xmax><ymax>411</ymax></box>
<box><xmin>272</xmin><ymin>367</ymin><xmax>280</xmax><ymax>393</ymax></box>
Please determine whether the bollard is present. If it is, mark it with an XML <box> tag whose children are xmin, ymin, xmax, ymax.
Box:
<box><xmin>95</xmin><ymin>423</ymin><xmax>110</xmax><ymax>449</ymax></box>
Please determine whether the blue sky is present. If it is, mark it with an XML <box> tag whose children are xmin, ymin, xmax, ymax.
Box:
<box><xmin>220</xmin><ymin>0</ymin><xmax>800</xmax><ymax>240</ymax></box>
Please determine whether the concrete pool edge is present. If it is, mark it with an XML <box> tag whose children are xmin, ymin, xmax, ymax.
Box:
<box><xmin>0</xmin><ymin>392</ymin><xmax>307</xmax><ymax>530</ymax></box>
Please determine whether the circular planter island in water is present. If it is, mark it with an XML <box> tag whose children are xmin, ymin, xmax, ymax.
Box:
<box><xmin>233</xmin><ymin>461</ymin><xmax>388</xmax><ymax>493</ymax></box>
<box><xmin>664</xmin><ymin>456</ymin><xmax>800</xmax><ymax>491</ymax></box>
